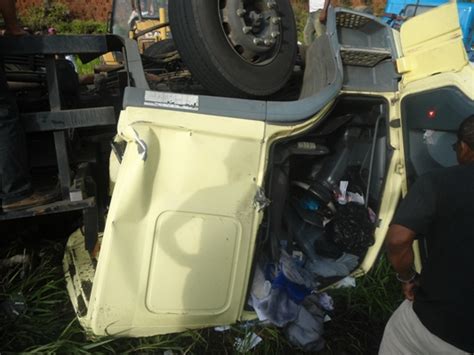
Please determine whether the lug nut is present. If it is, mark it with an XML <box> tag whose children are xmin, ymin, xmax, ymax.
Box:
<box><xmin>271</xmin><ymin>31</ymin><xmax>280</xmax><ymax>38</ymax></box>
<box><xmin>243</xmin><ymin>26</ymin><xmax>253</xmax><ymax>34</ymax></box>
<box><xmin>253</xmin><ymin>38</ymin><xmax>264</xmax><ymax>46</ymax></box>
<box><xmin>271</xmin><ymin>16</ymin><xmax>281</xmax><ymax>24</ymax></box>
<box><xmin>264</xmin><ymin>38</ymin><xmax>274</xmax><ymax>46</ymax></box>
<box><xmin>236</xmin><ymin>8</ymin><xmax>246</xmax><ymax>17</ymax></box>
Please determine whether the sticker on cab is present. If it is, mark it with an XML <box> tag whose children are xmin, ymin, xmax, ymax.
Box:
<box><xmin>144</xmin><ymin>91</ymin><xmax>199</xmax><ymax>111</ymax></box>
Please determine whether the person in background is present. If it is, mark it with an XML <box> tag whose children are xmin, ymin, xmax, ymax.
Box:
<box><xmin>0</xmin><ymin>0</ymin><xmax>56</xmax><ymax>211</ymax></box>
<box><xmin>304</xmin><ymin>0</ymin><xmax>331</xmax><ymax>45</ymax></box>
<box><xmin>47</xmin><ymin>27</ymin><xmax>77</xmax><ymax>72</ymax></box>
<box><xmin>0</xmin><ymin>0</ymin><xmax>25</xmax><ymax>36</ymax></box>
<box><xmin>379</xmin><ymin>114</ymin><xmax>474</xmax><ymax>354</ymax></box>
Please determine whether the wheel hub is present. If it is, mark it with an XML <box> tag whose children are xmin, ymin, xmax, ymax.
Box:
<box><xmin>220</xmin><ymin>0</ymin><xmax>282</xmax><ymax>64</ymax></box>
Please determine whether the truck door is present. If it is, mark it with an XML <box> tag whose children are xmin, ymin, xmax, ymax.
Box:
<box><xmin>88</xmin><ymin>101</ymin><xmax>268</xmax><ymax>336</ymax></box>
<box><xmin>397</xmin><ymin>2</ymin><xmax>474</xmax><ymax>264</ymax></box>
<box><xmin>396</xmin><ymin>2</ymin><xmax>469</xmax><ymax>85</ymax></box>
<box><xmin>397</xmin><ymin>1</ymin><xmax>473</xmax><ymax>188</ymax></box>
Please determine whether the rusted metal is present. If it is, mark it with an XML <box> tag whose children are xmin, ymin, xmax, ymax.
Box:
<box><xmin>0</xmin><ymin>197</ymin><xmax>96</xmax><ymax>221</ymax></box>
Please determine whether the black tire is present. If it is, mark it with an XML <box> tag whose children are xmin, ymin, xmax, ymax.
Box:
<box><xmin>169</xmin><ymin>0</ymin><xmax>297</xmax><ymax>98</ymax></box>
<box><xmin>143</xmin><ymin>39</ymin><xmax>177</xmax><ymax>58</ymax></box>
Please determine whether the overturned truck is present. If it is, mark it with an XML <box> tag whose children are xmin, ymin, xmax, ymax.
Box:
<box><xmin>51</xmin><ymin>2</ymin><xmax>474</xmax><ymax>338</ymax></box>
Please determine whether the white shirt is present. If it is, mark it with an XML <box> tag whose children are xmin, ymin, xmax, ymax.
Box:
<box><xmin>309</xmin><ymin>0</ymin><xmax>326</xmax><ymax>12</ymax></box>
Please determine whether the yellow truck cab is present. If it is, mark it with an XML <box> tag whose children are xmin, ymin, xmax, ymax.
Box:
<box><xmin>64</xmin><ymin>3</ymin><xmax>474</xmax><ymax>336</ymax></box>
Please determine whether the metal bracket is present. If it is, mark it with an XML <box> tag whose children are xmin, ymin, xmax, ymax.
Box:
<box><xmin>254</xmin><ymin>187</ymin><xmax>271</xmax><ymax>211</ymax></box>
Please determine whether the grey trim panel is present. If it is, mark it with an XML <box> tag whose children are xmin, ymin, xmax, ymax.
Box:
<box><xmin>124</xmin><ymin>75</ymin><xmax>341</xmax><ymax>123</ymax></box>
<box><xmin>267</xmin><ymin>6</ymin><xmax>343</xmax><ymax>122</ymax></box>
<box><xmin>267</xmin><ymin>84</ymin><xmax>340</xmax><ymax>122</ymax></box>
<box><xmin>123</xmin><ymin>87</ymin><xmax>267</xmax><ymax>121</ymax></box>
<box><xmin>343</xmin><ymin>60</ymin><xmax>400</xmax><ymax>92</ymax></box>
<box><xmin>123</xmin><ymin>39</ymin><xmax>150</xmax><ymax>90</ymax></box>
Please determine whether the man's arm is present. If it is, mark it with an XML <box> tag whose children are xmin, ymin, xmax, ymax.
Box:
<box><xmin>319</xmin><ymin>0</ymin><xmax>331</xmax><ymax>24</ymax></box>
<box><xmin>386</xmin><ymin>173</ymin><xmax>436</xmax><ymax>300</ymax></box>
<box><xmin>386</xmin><ymin>224</ymin><xmax>418</xmax><ymax>300</ymax></box>
<box><xmin>0</xmin><ymin>0</ymin><xmax>26</xmax><ymax>36</ymax></box>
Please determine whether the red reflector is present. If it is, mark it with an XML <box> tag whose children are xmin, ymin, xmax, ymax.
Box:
<box><xmin>427</xmin><ymin>110</ymin><xmax>436</xmax><ymax>119</ymax></box>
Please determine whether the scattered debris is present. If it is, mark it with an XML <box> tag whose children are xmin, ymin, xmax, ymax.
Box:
<box><xmin>0</xmin><ymin>249</ymin><xmax>31</xmax><ymax>279</ymax></box>
<box><xmin>335</xmin><ymin>276</ymin><xmax>357</xmax><ymax>289</ymax></box>
<box><xmin>0</xmin><ymin>292</ymin><xmax>27</xmax><ymax>319</ymax></box>
<box><xmin>315</xmin><ymin>293</ymin><xmax>334</xmax><ymax>312</ymax></box>
<box><xmin>284</xmin><ymin>303</ymin><xmax>325</xmax><ymax>352</ymax></box>
<box><xmin>248</xmin><ymin>253</ymin><xmax>338</xmax><ymax>351</ymax></box>
<box><xmin>306</xmin><ymin>253</ymin><xmax>359</xmax><ymax>278</ymax></box>
<box><xmin>0</xmin><ymin>254</ymin><xmax>30</xmax><ymax>268</ymax></box>
<box><xmin>234</xmin><ymin>332</ymin><xmax>263</xmax><ymax>353</ymax></box>
<box><xmin>214</xmin><ymin>325</ymin><xmax>231</xmax><ymax>332</ymax></box>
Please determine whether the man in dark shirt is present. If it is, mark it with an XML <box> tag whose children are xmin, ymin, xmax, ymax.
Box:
<box><xmin>379</xmin><ymin>114</ymin><xmax>474</xmax><ymax>354</ymax></box>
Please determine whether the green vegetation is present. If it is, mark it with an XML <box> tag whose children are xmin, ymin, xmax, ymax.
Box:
<box><xmin>19</xmin><ymin>1</ymin><xmax>106</xmax><ymax>34</ymax></box>
<box><xmin>0</xmin><ymin>237</ymin><xmax>401</xmax><ymax>354</ymax></box>
<box><xmin>57</xmin><ymin>19</ymin><xmax>107</xmax><ymax>35</ymax></box>
<box><xmin>324</xmin><ymin>258</ymin><xmax>403</xmax><ymax>354</ymax></box>
<box><xmin>18</xmin><ymin>1</ymin><xmax>106</xmax><ymax>75</ymax></box>
<box><xmin>291</xmin><ymin>0</ymin><xmax>388</xmax><ymax>43</ymax></box>
<box><xmin>292</xmin><ymin>0</ymin><xmax>309</xmax><ymax>44</ymax></box>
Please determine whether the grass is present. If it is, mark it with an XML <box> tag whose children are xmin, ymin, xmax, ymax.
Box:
<box><xmin>0</xmin><ymin>231</ymin><xmax>402</xmax><ymax>354</ymax></box>
<box><xmin>323</xmin><ymin>258</ymin><xmax>403</xmax><ymax>354</ymax></box>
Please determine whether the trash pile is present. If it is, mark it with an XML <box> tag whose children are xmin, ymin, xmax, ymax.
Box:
<box><xmin>0</xmin><ymin>252</ymin><xmax>30</xmax><ymax>320</ymax></box>
<box><xmin>248</xmin><ymin>251</ymin><xmax>330</xmax><ymax>351</ymax></box>
<box><xmin>249</xmin><ymin>148</ymin><xmax>377</xmax><ymax>351</ymax></box>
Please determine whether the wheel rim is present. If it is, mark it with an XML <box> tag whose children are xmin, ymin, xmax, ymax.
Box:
<box><xmin>219</xmin><ymin>0</ymin><xmax>283</xmax><ymax>65</ymax></box>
